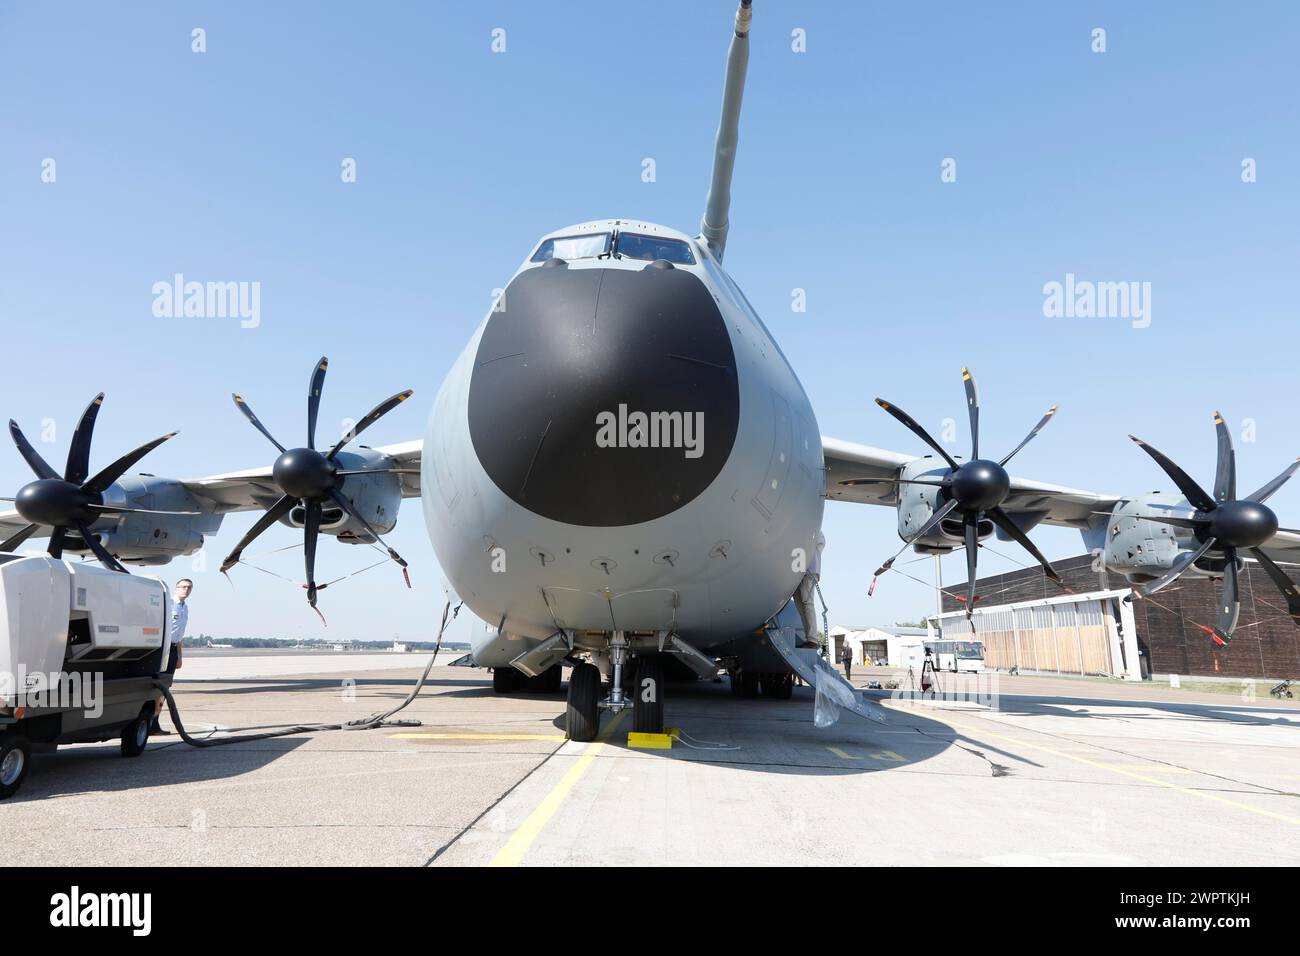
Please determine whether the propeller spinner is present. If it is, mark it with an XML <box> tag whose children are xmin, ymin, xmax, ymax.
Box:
<box><xmin>1128</xmin><ymin>412</ymin><xmax>1300</xmax><ymax>645</ymax></box>
<box><xmin>1</xmin><ymin>394</ymin><xmax>184</xmax><ymax>572</ymax></box>
<box><xmin>872</xmin><ymin>368</ymin><xmax>1064</xmax><ymax>615</ymax></box>
<box><xmin>218</xmin><ymin>357</ymin><xmax>414</xmax><ymax>610</ymax></box>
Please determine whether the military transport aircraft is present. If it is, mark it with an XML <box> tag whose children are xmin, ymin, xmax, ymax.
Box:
<box><xmin>3</xmin><ymin>1</ymin><xmax>1298</xmax><ymax>739</ymax></box>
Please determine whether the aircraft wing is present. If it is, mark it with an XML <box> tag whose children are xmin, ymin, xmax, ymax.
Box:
<box><xmin>0</xmin><ymin>510</ymin><xmax>44</xmax><ymax>543</ymax></box>
<box><xmin>181</xmin><ymin>439</ymin><xmax>423</xmax><ymax>514</ymax></box>
<box><xmin>822</xmin><ymin>435</ymin><xmax>1121</xmax><ymax>529</ymax></box>
<box><xmin>1259</xmin><ymin>530</ymin><xmax>1300</xmax><ymax>566</ymax></box>
<box><xmin>0</xmin><ymin>441</ymin><xmax>424</xmax><ymax>544</ymax></box>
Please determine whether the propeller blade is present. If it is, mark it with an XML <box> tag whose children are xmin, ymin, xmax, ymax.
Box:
<box><xmin>304</xmin><ymin>498</ymin><xmax>321</xmax><ymax>607</ymax></box>
<box><xmin>65</xmin><ymin>393</ymin><xmax>104</xmax><ymax>485</ymax></box>
<box><xmin>1212</xmin><ymin>547</ymin><xmax>1240</xmax><ymax>643</ymax></box>
<box><xmin>998</xmin><ymin>405</ymin><xmax>1059</xmax><ymax>468</ymax></box>
<box><xmin>326</xmin><ymin>389</ymin><xmax>414</xmax><ymax>460</ymax></box>
<box><xmin>1249</xmin><ymin>548</ymin><xmax>1300</xmax><ymax>625</ymax></box>
<box><xmin>0</xmin><ymin>523</ymin><xmax>39</xmax><ymax>551</ymax></box>
<box><xmin>307</xmin><ymin>357</ymin><xmax>328</xmax><ymax>450</ymax></box>
<box><xmin>219</xmin><ymin>494</ymin><xmax>297</xmax><ymax>573</ymax></box>
<box><xmin>1212</xmin><ymin>411</ymin><xmax>1236</xmax><ymax>504</ymax></box>
<box><xmin>1128</xmin><ymin>435</ymin><xmax>1216</xmax><ymax>512</ymax></box>
<box><xmin>232</xmin><ymin>394</ymin><xmax>286</xmax><ymax>454</ymax></box>
<box><xmin>963</xmin><ymin>514</ymin><xmax>979</xmax><ymax>614</ymax></box>
<box><xmin>9</xmin><ymin>420</ymin><xmax>59</xmax><ymax>480</ymax></box>
<box><xmin>73</xmin><ymin>520</ymin><xmax>126</xmax><ymax>573</ymax></box>
<box><xmin>1245</xmin><ymin>458</ymin><xmax>1300</xmax><ymax>505</ymax></box>
<box><xmin>1139</xmin><ymin>536</ymin><xmax>1217</xmax><ymax>597</ymax></box>
<box><xmin>873</xmin><ymin>498</ymin><xmax>960</xmax><ymax>575</ymax></box>
<box><xmin>47</xmin><ymin>526</ymin><xmax>67</xmax><ymax>559</ymax></box>
<box><xmin>333</xmin><ymin>468</ymin><xmax>422</xmax><ymax>477</ymax></box>
<box><xmin>1136</xmin><ymin>513</ymin><xmax>1207</xmax><ymax>532</ymax></box>
<box><xmin>837</xmin><ymin>476</ymin><xmax>949</xmax><ymax>488</ymax></box>
<box><xmin>987</xmin><ymin>507</ymin><xmax>1064</xmax><ymax>584</ymax></box>
<box><xmin>81</xmin><ymin>432</ymin><xmax>178</xmax><ymax>494</ymax></box>
<box><xmin>86</xmin><ymin>504</ymin><xmax>200</xmax><ymax>516</ymax></box>
<box><xmin>873</xmin><ymin>398</ymin><xmax>958</xmax><ymax>470</ymax></box>
<box><xmin>326</xmin><ymin>488</ymin><xmax>410</xmax><ymax>569</ymax></box>
<box><xmin>961</xmin><ymin>368</ymin><xmax>979</xmax><ymax>460</ymax></box>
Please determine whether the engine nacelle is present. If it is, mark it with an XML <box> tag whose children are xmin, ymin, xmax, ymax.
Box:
<box><xmin>1099</xmin><ymin>491</ymin><xmax>1218</xmax><ymax>584</ymax></box>
<box><xmin>94</xmin><ymin>477</ymin><xmax>221</xmax><ymax>564</ymax></box>
<box><xmin>279</xmin><ymin>446</ymin><xmax>403</xmax><ymax>544</ymax></box>
<box><xmin>895</xmin><ymin>456</ymin><xmax>991</xmax><ymax>553</ymax></box>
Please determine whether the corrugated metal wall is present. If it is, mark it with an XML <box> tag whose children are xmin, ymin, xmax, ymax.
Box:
<box><xmin>943</xmin><ymin>554</ymin><xmax>1300</xmax><ymax>680</ymax></box>
<box><xmin>953</xmin><ymin>597</ymin><xmax>1114</xmax><ymax>677</ymax></box>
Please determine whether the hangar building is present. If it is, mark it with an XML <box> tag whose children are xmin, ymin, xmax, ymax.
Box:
<box><xmin>936</xmin><ymin>554</ymin><xmax>1300</xmax><ymax>681</ymax></box>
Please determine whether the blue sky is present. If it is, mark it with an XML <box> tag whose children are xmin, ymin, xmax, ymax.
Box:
<box><xmin>1</xmin><ymin>1</ymin><xmax>1297</xmax><ymax>643</ymax></box>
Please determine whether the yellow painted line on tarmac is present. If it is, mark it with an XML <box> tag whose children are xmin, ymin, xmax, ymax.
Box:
<box><xmin>870</xmin><ymin>750</ymin><xmax>905</xmax><ymax>762</ymax></box>
<box><xmin>489</xmin><ymin>711</ymin><xmax>627</xmax><ymax>867</ymax></box>
<box><xmin>883</xmin><ymin>700</ymin><xmax>1300</xmax><ymax>828</ymax></box>
<box><xmin>827</xmin><ymin>746</ymin><xmax>858</xmax><ymax>760</ymax></box>
<box><xmin>390</xmin><ymin>733</ymin><xmax>567</xmax><ymax>741</ymax></box>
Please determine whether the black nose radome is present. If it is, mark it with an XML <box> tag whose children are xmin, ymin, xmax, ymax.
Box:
<box><xmin>468</xmin><ymin>265</ymin><xmax>739</xmax><ymax>526</ymax></box>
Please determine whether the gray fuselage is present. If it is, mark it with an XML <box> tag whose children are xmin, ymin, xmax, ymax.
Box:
<box><xmin>421</xmin><ymin>220</ymin><xmax>823</xmax><ymax>666</ymax></box>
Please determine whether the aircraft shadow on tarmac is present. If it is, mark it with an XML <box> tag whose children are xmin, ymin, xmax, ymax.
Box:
<box><xmin>975</xmin><ymin>692</ymin><xmax>1300</xmax><ymax>730</ymax></box>
<box><xmin>474</xmin><ymin>676</ymin><xmax>1021</xmax><ymax>777</ymax></box>
<box><xmin>12</xmin><ymin>675</ymin><xmax>1168</xmax><ymax>799</ymax></box>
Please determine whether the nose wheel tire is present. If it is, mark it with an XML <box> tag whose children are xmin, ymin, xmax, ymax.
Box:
<box><xmin>632</xmin><ymin>657</ymin><xmax>665</xmax><ymax>734</ymax></box>
<box><xmin>0</xmin><ymin>733</ymin><xmax>31</xmax><ymax>799</ymax></box>
<box><xmin>566</xmin><ymin>662</ymin><xmax>602</xmax><ymax>742</ymax></box>
<box><xmin>120</xmin><ymin>714</ymin><xmax>151</xmax><ymax>758</ymax></box>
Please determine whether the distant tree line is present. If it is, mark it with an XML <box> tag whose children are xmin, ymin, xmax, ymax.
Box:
<box><xmin>189</xmin><ymin>634</ymin><xmax>470</xmax><ymax>651</ymax></box>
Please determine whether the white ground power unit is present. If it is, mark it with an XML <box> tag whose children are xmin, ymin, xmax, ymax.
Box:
<box><xmin>0</xmin><ymin>555</ymin><xmax>175</xmax><ymax>799</ymax></box>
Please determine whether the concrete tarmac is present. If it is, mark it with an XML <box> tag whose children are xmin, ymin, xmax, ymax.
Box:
<box><xmin>2</xmin><ymin>659</ymin><xmax>1296</xmax><ymax>866</ymax></box>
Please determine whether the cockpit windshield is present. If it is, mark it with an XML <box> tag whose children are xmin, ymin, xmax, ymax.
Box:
<box><xmin>530</xmin><ymin>230</ymin><xmax>696</xmax><ymax>265</ymax></box>
<box><xmin>531</xmin><ymin>233</ymin><xmax>611</xmax><ymax>262</ymax></box>
<box><xmin>614</xmin><ymin>233</ymin><xmax>696</xmax><ymax>264</ymax></box>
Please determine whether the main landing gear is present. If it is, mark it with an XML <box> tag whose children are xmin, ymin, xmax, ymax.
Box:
<box><xmin>492</xmin><ymin>664</ymin><xmax>563</xmax><ymax>695</ymax></box>
<box><xmin>730</xmin><ymin>670</ymin><xmax>794</xmax><ymax>700</ymax></box>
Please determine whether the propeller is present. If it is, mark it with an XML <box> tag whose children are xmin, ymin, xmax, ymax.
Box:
<box><xmin>1128</xmin><ymin>411</ymin><xmax>1300</xmax><ymax>645</ymax></box>
<box><xmin>218</xmin><ymin>357</ymin><xmax>414</xmax><ymax>611</ymax></box>
<box><xmin>2</xmin><ymin>394</ymin><xmax>183</xmax><ymax>571</ymax></box>
<box><xmin>872</xmin><ymin>368</ymin><xmax>1063</xmax><ymax>614</ymax></box>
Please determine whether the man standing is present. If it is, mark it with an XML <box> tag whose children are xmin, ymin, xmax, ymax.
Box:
<box><xmin>152</xmin><ymin>578</ymin><xmax>192</xmax><ymax>734</ymax></box>
<box><xmin>840</xmin><ymin>638</ymin><xmax>854</xmax><ymax>682</ymax></box>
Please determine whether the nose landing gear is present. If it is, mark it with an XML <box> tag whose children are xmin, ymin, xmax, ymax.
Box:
<box><xmin>566</xmin><ymin>662</ymin><xmax>602</xmax><ymax>742</ymax></box>
<box><xmin>632</xmin><ymin>657</ymin><xmax>664</xmax><ymax>734</ymax></box>
<box><xmin>564</xmin><ymin>635</ymin><xmax>669</xmax><ymax>741</ymax></box>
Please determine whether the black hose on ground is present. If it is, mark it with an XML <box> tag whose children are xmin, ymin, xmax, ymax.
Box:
<box><xmin>153</xmin><ymin>601</ymin><xmax>461</xmax><ymax>749</ymax></box>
